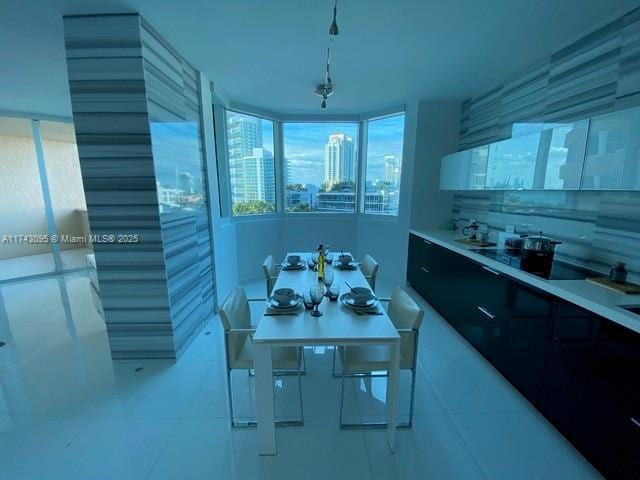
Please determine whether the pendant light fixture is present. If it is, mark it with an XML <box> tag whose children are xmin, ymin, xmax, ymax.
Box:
<box><xmin>315</xmin><ymin>0</ymin><xmax>339</xmax><ymax>109</ymax></box>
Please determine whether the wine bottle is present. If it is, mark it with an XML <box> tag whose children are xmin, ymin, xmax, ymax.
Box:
<box><xmin>317</xmin><ymin>243</ymin><xmax>325</xmax><ymax>281</ymax></box>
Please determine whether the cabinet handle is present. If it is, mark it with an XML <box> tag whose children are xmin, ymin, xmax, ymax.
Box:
<box><xmin>482</xmin><ymin>266</ymin><xmax>501</xmax><ymax>276</ymax></box>
<box><xmin>423</xmin><ymin>239</ymin><xmax>432</xmax><ymax>246</ymax></box>
<box><xmin>421</xmin><ymin>267</ymin><xmax>430</xmax><ymax>274</ymax></box>
<box><xmin>631</xmin><ymin>417</ymin><xmax>640</xmax><ymax>428</ymax></box>
<box><xmin>477</xmin><ymin>306</ymin><xmax>496</xmax><ymax>320</ymax></box>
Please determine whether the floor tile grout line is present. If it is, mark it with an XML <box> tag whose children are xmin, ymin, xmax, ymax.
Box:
<box><xmin>144</xmin><ymin>417</ymin><xmax>184</xmax><ymax>480</ymax></box>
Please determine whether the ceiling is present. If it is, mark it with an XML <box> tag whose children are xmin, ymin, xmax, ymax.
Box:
<box><xmin>1</xmin><ymin>0</ymin><xmax>639</xmax><ymax>117</ymax></box>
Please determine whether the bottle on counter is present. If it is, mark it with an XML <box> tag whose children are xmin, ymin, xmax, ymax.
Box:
<box><xmin>609</xmin><ymin>262</ymin><xmax>628</xmax><ymax>284</ymax></box>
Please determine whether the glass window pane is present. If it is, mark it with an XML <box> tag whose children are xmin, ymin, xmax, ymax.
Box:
<box><xmin>283</xmin><ymin>122</ymin><xmax>358</xmax><ymax>213</ymax></box>
<box><xmin>0</xmin><ymin>117</ymin><xmax>55</xmax><ymax>280</ymax></box>
<box><xmin>364</xmin><ymin>114</ymin><xmax>405</xmax><ymax>215</ymax></box>
<box><xmin>226</xmin><ymin>111</ymin><xmax>276</xmax><ymax>215</ymax></box>
<box><xmin>40</xmin><ymin>121</ymin><xmax>93</xmax><ymax>271</ymax></box>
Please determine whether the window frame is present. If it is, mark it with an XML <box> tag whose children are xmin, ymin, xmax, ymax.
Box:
<box><xmin>223</xmin><ymin>108</ymin><xmax>279</xmax><ymax>218</ymax></box>
<box><xmin>361</xmin><ymin>110</ymin><xmax>407</xmax><ymax>219</ymax></box>
<box><xmin>212</xmin><ymin>103</ymin><xmax>406</xmax><ymax>222</ymax></box>
<box><xmin>282</xmin><ymin>118</ymin><xmax>361</xmax><ymax>216</ymax></box>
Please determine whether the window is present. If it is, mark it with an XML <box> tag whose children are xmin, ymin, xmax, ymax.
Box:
<box><xmin>226</xmin><ymin>111</ymin><xmax>276</xmax><ymax>215</ymax></box>
<box><xmin>364</xmin><ymin>113</ymin><xmax>405</xmax><ymax>215</ymax></box>
<box><xmin>283</xmin><ymin>122</ymin><xmax>359</xmax><ymax>213</ymax></box>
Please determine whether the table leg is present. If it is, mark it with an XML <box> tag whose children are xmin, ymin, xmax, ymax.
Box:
<box><xmin>255</xmin><ymin>342</ymin><xmax>276</xmax><ymax>455</ymax></box>
<box><xmin>386</xmin><ymin>340</ymin><xmax>400</xmax><ymax>452</ymax></box>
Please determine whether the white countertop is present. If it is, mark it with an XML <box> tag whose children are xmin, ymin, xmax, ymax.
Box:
<box><xmin>409</xmin><ymin>229</ymin><xmax>640</xmax><ymax>334</ymax></box>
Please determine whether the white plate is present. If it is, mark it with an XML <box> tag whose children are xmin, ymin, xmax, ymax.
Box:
<box><xmin>339</xmin><ymin>293</ymin><xmax>378</xmax><ymax>310</ymax></box>
<box><xmin>335</xmin><ymin>262</ymin><xmax>358</xmax><ymax>270</ymax></box>
<box><xmin>282</xmin><ymin>262</ymin><xmax>306</xmax><ymax>270</ymax></box>
<box><xmin>267</xmin><ymin>295</ymin><xmax>302</xmax><ymax>310</ymax></box>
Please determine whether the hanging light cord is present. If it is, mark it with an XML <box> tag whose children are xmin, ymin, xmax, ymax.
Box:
<box><xmin>317</xmin><ymin>0</ymin><xmax>339</xmax><ymax>109</ymax></box>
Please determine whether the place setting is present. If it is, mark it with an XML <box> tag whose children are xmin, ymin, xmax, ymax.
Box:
<box><xmin>281</xmin><ymin>254</ymin><xmax>306</xmax><ymax>271</ymax></box>
<box><xmin>340</xmin><ymin>283</ymin><xmax>383</xmax><ymax>315</ymax></box>
<box><xmin>264</xmin><ymin>288</ymin><xmax>304</xmax><ymax>316</ymax></box>
<box><xmin>333</xmin><ymin>252</ymin><xmax>359</xmax><ymax>271</ymax></box>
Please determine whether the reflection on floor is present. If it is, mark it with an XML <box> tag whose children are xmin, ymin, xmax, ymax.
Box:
<box><xmin>0</xmin><ymin>247</ymin><xmax>92</xmax><ymax>281</ymax></box>
<box><xmin>0</xmin><ymin>276</ymin><xmax>602</xmax><ymax>479</ymax></box>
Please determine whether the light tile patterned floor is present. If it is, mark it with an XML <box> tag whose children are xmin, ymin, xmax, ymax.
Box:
<box><xmin>0</xmin><ymin>275</ymin><xmax>602</xmax><ymax>479</ymax></box>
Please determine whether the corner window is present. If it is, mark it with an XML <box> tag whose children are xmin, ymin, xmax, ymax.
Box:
<box><xmin>225</xmin><ymin>111</ymin><xmax>276</xmax><ymax>215</ymax></box>
<box><xmin>283</xmin><ymin>122</ymin><xmax>359</xmax><ymax>213</ymax></box>
<box><xmin>364</xmin><ymin>113</ymin><xmax>405</xmax><ymax>215</ymax></box>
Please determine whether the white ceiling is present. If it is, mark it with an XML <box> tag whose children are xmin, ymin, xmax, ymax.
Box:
<box><xmin>1</xmin><ymin>0</ymin><xmax>639</xmax><ymax>117</ymax></box>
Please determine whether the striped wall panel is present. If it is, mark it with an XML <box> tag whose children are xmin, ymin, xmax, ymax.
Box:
<box><xmin>459</xmin><ymin>6</ymin><xmax>640</xmax><ymax>150</ymax></box>
<box><xmin>452</xmin><ymin>191</ymin><xmax>640</xmax><ymax>282</ymax></box>
<box><xmin>63</xmin><ymin>14</ymin><xmax>215</xmax><ymax>359</ymax></box>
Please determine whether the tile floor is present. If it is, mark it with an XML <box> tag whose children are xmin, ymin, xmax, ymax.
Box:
<box><xmin>0</xmin><ymin>274</ymin><xmax>603</xmax><ymax>479</ymax></box>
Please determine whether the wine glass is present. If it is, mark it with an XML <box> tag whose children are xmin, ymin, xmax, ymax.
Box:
<box><xmin>309</xmin><ymin>285</ymin><xmax>324</xmax><ymax>317</ymax></box>
<box><xmin>311</xmin><ymin>252</ymin><xmax>319</xmax><ymax>265</ymax></box>
<box><xmin>322</xmin><ymin>269</ymin><xmax>334</xmax><ymax>295</ymax></box>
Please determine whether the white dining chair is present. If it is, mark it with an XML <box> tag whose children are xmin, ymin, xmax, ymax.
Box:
<box><xmin>336</xmin><ymin>287</ymin><xmax>423</xmax><ymax>429</ymax></box>
<box><xmin>262</xmin><ymin>255</ymin><xmax>281</xmax><ymax>297</ymax></box>
<box><xmin>361</xmin><ymin>254</ymin><xmax>379</xmax><ymax>291</ymax></box>
<box><xmin>220</xmin><ymin>286</ymin><xmax>304</xmax><ymax>427</ymax></box>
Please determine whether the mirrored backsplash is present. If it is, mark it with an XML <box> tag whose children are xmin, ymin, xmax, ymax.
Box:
<box><xmin>452</xmin><ymin>191</ymin><xmax>640</xmax><ymax>282</ymax></box>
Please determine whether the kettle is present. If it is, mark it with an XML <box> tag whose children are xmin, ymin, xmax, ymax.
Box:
<box><xmin>462</xmin><ymin>221</ymin><xmax>479</xmax><ymax>240</ymax></box>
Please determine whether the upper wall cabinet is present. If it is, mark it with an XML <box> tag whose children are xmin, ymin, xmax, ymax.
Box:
<box><xmin>582</xmin><ymin>107</ymin><xmax>640</xmax><ymax>190</ymax></box>
<box><xmin>485</xmin><ymin>132</ymin><xmax>541</xmax><ymax>190</ymax></box>
<box><xmin>440</xmin><ymin>146</ymin><xmax>488</xmax><ymax>190</ymax></box>
<box><xmin>537</xmin><ymin>120</ymin><xmax>589</xmax><ymax>190</ymax></box>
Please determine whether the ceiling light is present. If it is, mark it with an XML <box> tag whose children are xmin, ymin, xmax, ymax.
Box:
<box><xmin>314</xmin><ymin>1</ymin><xmax>341</xmax><ymax>109</ymax></box>
<box><xmin>329</xmin><ymin>0</ymin><xmax>339</xmax><ymax>36</ymax></box>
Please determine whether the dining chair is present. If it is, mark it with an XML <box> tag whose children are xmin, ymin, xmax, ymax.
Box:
<box><xmin>361</xmin><ymin>254</ymin><xmax>379</xmax><ymax>291</ymax></box>
<box><xmin>220</xmin><ymin>286</ymin><xmax>304</xmax><ymax>427</ymax></box>
<box><xmin>336</xmin><ymin>287</ymin><xmax>424</xmax><ymax>429</ymax></box>
<box><xmin>262</xmin><ymin>255</ymin><xmax>281</xmax><ymax>297</ymax></box>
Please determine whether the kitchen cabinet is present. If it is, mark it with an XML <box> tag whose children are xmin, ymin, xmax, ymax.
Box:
<box><xmin>536</xmin><ymin>120</ymin><xmax>589</xmax><ymax>189</ymax></box>
<box><xmin>582</xmin><ymin>106</ymin><xmax>640</xmax><ymax>190</ymax></box>
<box><xmin>485</xmin><ymin>132</ymin><xmax>542</xmax><ymax>189</ymax></box>
<box><xmin>406</xmin><ymin>234</ymin><xmax>640</xmax><ymax>478</ymax></box>
<box><xmin>406</xmin><ymin>234</ymin><xmax>457</xmax><ymax>318</ymax></box>
<box><xmin>439</xmin><ymin>145</ymin><xmax>489</xmax><ymax>190</ymax></box>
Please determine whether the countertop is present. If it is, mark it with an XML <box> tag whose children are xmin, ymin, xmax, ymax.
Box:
<box><xmin>409</xmin><ymin>228</ymin><xmax>640</xmax><ymax>334</ymax></box>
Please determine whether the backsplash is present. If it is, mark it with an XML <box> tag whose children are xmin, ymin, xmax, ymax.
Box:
<box><xmin>452</xmin><ymin>191</ymin><xmax>640</xmax><ymax>282</ymax></box>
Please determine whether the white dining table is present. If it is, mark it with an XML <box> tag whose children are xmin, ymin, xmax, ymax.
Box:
<box><xmin>252</xmin><ymin>252</ymin><xmax>401</xmax><ymax>456</ymax></box>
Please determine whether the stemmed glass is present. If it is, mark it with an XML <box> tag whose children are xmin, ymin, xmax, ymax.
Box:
<box><xmin>322</xmin><ymin>269</ymin><xmax>334</xmax><ymax>296</ymax></box>
<box><xmin>309</xmin><ymin>285</ymin><xmax>324</xmax><ymax>317</ymax></box>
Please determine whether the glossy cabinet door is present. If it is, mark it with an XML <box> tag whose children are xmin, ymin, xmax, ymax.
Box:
<box><xmin>541</xmin><ymin>300</ymin><xmax>640</xmax><ymax>479</ymax></box>
<box><xmin>406</xmin><ymin>235</ymin><xmax>457</xmax><ymax>318</ymax></box>
<box><xmin>439</xmin><ymin>146</ymin><xmax>488</xmax><ymax>190</ymax></box>
<box><xmin>536</xmin><ymin>120</ymin><xmax>589</xmax><ymax>189</ymax></box>
<box><xmin>582</xmin><ymin>106</ymin><xmax>640</xmax><ymax>190</ymax></box>
<box><xmin>485</xmin><ymin>132</ymin><xmax>542</xmax><ymax>189</ymax></box>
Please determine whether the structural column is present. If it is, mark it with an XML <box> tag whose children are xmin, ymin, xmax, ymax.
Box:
<box><xmin>63</xmin><ymin>13</ymin><xmax>215</xmax><ymax>359</ymax></box>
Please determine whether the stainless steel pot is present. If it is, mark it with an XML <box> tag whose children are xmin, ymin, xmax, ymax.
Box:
<box><xmin>521</xmin><ymin>232</ymin><xmax>562</xmax><ymax>254</ymax></box>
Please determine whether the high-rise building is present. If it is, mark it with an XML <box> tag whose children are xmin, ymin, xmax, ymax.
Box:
<box><xmin>324</xmin><ymin>133</ymin><xmax>354</xmax><ymax>188</ymax></box>
<box><xmin>229</xmin><ymin>147</ymin><xmax>274</xmax><ymax>204</ymax></box>
<box><xmin>226</xmin><ymin>114</ymin><xmax>274</xmax><ymax>205</ymax></box>
<box><xmin>227</xmin><ymin>114</ymin><xmax>263</xmax><ymax>159</ymax></box>
<box><xmin>384</xmin><ymin>155</ymin><xmax>400</xmax><ymax>185</ymax></box>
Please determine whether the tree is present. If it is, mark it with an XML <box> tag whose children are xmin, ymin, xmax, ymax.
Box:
<box><xmin>290</xmin><ymin>203</ymin><xmax>312</xmax><ymax>212</ymax></box>
<box><xmin>286</xmin><ymin>183</ymin><xmax>306</xmax><ymax>192</ymax></box>
<box><xmin>233</xmin><ymin>200</ymin><xmax>275</xmax><ymax>215</ymax></box>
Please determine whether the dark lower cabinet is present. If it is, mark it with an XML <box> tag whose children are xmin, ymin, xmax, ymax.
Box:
<box><xmin>407</xmin><ymin>234</ymin><xmax>640</xmax><ymax>479</ymax></box>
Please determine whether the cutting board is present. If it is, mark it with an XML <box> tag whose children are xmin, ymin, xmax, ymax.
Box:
<box><xmin>586</xmin><ymin>277</ymin><xmax>640</xmax><ymax>295</ymax></box>
<box><xmin>455</xmin><ymin>238</ymin><xmax>497</xmax><ymax>247</ymax></box>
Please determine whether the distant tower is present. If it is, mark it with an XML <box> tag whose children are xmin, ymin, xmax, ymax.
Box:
<box><xmin>324</xmin><ymin>133</ymin><xmax>354</xmax><ymax>188</ymax></box>
<box><xmin>384</xmin><ymin>156</ymin><xmax>399</xmax><ymax>185</ymax></box>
